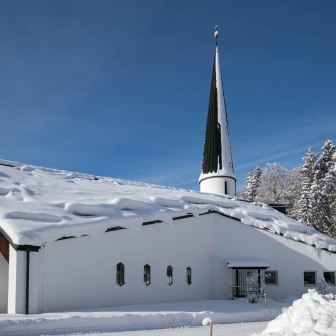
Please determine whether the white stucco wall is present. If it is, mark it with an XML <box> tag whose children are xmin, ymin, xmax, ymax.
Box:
<box><xmin>19</xmin><ymin>212</ymin><xmax>336</xmax><ymax>313</ymax></box>
<box><xmin>7</xmin><ymin>247</ymin><xmax>26</xmax><ymax>314</ymax></box>
<box><xmin>212</xmin><ymin>215</ymin><xmax>336</xmax><ymax>300</ymax></box>
<box><xmin>0</xmin><ymin>253</ymin><xmax>8</xmax><ymax>313</ymax></box>
<box><xmin>40</xmin><ymin>216</ymin><xmax>215</xmax><ymax>312</ymax></box>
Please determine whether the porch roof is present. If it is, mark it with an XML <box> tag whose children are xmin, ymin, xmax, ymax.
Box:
<box><xmin>227</xmin><ymin>259</ymin><xmax>270</xmax><ymax>269</ymax></box>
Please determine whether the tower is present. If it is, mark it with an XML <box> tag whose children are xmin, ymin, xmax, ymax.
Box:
<box><xmin>199</xmin><ymin>29</ymin><xmax>236</xmax><ymax>196</ymax></box>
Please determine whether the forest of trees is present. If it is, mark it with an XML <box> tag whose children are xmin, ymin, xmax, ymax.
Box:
<box><xmin>242</xmin><ymin>140</ymin><xmax>336</xmax><ymax>239</ymax></box>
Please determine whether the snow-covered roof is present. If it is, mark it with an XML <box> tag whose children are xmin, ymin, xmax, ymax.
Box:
<box><xmin>0</xmin><ymin>159</ymin><xmax>336</xmax><ymax>252</ymax></box>
<box><xmin>227</xmin><ymin>259</ymin><xmax>270</xmax><ymax>269</ymax></box>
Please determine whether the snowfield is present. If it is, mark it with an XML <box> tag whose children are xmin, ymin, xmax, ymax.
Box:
<box><xmin>0</xmin><ymin>298</ymin><xmax>287</xmax><ymax>335</ymax></box>
<box><xmin>1</xmin><ymin>290</ymin><xmax>335</xmax><ymax>336</ymax></box>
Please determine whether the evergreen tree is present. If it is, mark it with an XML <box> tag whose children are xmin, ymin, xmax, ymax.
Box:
<box><xmin>310</xmin><ymin>140</ymin><xmax>336</xmax><ymax>234</ymax></box>
<box><xmin>243</xmin><ymin>167</ymin><xmax>263</xmax><ymax>201</ymax></box>
<box><xmin>295</xmin><ymin>148</ymin><xmax>318</xmax><ymax>224</ymax></box>
<box><xmin>323</xmin><ymin>152</ymin><xmax>336</xmax><ymax>238</ymax></box>
<box><xmin>241</xmin><ymin>139</ymin><xmax>336</xmax><ymax>239</ymax></box>
<box><xmin>286</xmin><ymin>168</ymin><xmax>303</xmax><ymax>219</ymax></box>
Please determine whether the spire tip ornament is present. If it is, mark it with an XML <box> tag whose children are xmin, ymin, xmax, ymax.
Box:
<box><xmin>214</xmin><ymin>25</ymin><xmax>219</xmax><ymax>39</ymax></box>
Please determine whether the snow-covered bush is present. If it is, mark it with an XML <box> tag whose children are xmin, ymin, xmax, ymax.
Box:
<box><xmin>246</xmin><ymin>276</ymin><xmax>264</xmax><ymax>304</ymax></box>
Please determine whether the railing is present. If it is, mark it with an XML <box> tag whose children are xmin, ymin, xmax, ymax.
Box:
<box><xmin>232</xmin><ymin>285</ymin><xmax>260</xmax><ymax>298</ymax></box>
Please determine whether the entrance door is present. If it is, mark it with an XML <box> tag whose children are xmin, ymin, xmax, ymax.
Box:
<box><xmin>236</xmin><ymin>269</ymin><xmax>258</xmax><ymax>297</ymax></box>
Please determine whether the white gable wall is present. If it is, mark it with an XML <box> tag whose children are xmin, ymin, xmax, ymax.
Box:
<box><xmin>12</xmin><ymin>213</ymin><xmax>336</xmax><ymax>314</ymax></box>
<box><xmin>213</xmin><ymin>214</ymin><xmax>336</xmax><ymax>300</ymax></box>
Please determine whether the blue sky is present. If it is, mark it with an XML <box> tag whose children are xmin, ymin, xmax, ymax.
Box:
<box><xmin>0</xmin><ymin>0</ymin><xmax>335</xmax><ymax>190</ymax></box>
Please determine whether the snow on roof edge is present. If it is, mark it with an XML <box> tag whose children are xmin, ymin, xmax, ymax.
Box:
<box><xmin>0</xmin><ymin>159</ymin><xmax>336</xmax><ymax>253</ymax></box>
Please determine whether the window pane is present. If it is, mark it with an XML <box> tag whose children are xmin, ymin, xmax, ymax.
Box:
<box><xmin>324</xmin><ymin>272</ymin><xmax>336</xmax><ymax>285</ymax></box>
<box><xmin>186</xmin><ymin>267</ymin><xmax>192</xmax><ymax>285</ymax></box>
<box><xmin>167</xmin><ymin>266</ymin><xmax>173</xmax><ymax>285</ymax></box>
<box><xmin>116</xmin><ymin>263</ymin><xmax>125</xmax><ymax>286</ymax></box>
<box><xmin>144</xmin><ymin>264</ymin><xmax>151</xmax><ymax>286</ymax></box>
<box><xmin>265</xmin><ymin>270</ymin><xmax>278</xmax><ymax>285</ymax></box>
<box><xmin>304</xmin><ymin>271</ymin><xmax>316</xmax><ymax>285</ymax></box>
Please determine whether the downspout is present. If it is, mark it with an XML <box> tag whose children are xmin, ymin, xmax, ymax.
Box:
<box><xmin>26</xmin><ymin>251</ymin><xmax>30</xmax><ymax>315</ymax></box>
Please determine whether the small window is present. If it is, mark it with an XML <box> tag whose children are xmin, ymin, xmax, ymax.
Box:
<box><xmin>265</xmin><ymin>270</ymin><xmax>278</xmax><ymax>285</ymax></box>
<box><xmin>167</xmin><ymin>265</ymin><xmax>173</xmax><ymax>285</ymax></box>
<box><xmin>144</xmin><ymin>264</ymin><xmax>151</xmax><ymax>286</ymax></box>
<box><xmin>116</xmin><ymin>262</ymin><xmax>125</xmax><ymax>286</ymax></box>
<box><xmin>324</xmin><ymin>272</ymin><xmax>336</xmax><ymax>285</ymax></box>
<box><xmin>304</xmin><ymin>271</ymin><xmax>316</xmax><ymax>285</ymax></box>
<box><xmin>186</xmin><ymin>267</ymin><xmax>192</xmax><ymax>285</ymax></box>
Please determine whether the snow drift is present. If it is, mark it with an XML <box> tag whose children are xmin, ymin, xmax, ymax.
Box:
<box><xmin>255</xmin><ymin>290</ymin><xmax>336</xmax><ymax>336</ymax></box>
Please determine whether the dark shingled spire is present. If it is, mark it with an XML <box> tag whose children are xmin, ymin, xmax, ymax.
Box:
<box><xmin>202</xmin><ymin>57</ymin><xmax>223</xmax><ymax>174</ymax></box>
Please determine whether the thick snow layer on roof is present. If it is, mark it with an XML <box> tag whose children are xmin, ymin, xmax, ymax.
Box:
<box><xmin>0</xmin><ymin>159</ymin><xmax>336</xmax><ymax>251</ymax></box>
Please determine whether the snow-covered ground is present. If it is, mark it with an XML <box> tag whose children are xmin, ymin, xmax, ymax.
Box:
<box><xmin>1</xmin><ymin>290</ymin><xmax>335</xmax><ymax>336</ymax></box>
<box><xmin>0</xmin><ymin>298</ymin><xmax>287</xmax><ymax>336</ymax></box>
<box><xmin>24</xmin><ymin>322</ymin><xmax>268</xmax><ymax>336</ymax></box>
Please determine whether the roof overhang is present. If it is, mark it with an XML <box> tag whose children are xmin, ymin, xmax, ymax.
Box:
<box><xmin>227</xmin><ymin>259</ymin><xmax>270</xmax><ymax>269</ymax></box>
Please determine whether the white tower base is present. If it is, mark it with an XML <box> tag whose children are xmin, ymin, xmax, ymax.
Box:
<box><xmin>199</xmin><ymin>176</ymin><xmax>236</xmax><ymax>196</ymax></box>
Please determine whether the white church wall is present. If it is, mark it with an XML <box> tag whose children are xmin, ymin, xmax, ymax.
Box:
<box><xmin>7</xmin><ymin>247</ymin><xmax>26</xmax><ymax>314</ymax></box>
<box><xmin>0</xmin><ymin>253</ymin><xmax>8</xmax><ymax>313</ymax></box>
<box><xmin>212</xmin><ymin>214</ymin><xmax>336</xmax><ymax>300</ymax></box>
<box><xmin>13</xmin><ymin>212</ymin><xmax>336</xmax><ymax>313</ymax></box>
<box><xmin>28</xmin><ymin>251</ymin><xmax>43</xmax><ymax>314</ymax></box>
<box><xmin>41</xmin><ymin>215</ymin><xmax>215</xmax><ymax>313</ymax></box>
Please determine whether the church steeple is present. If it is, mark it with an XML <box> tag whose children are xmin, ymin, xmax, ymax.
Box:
<box><xmin>199</xmin><ymin>29</ymin><xmax>236</xmax><ymax>196</ymax></box>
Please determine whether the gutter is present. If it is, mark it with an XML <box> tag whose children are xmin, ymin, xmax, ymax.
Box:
<box><xmin>26</xmin><ymin>251</ymin><xmax>30</xmax><ymax>315</ymax></box>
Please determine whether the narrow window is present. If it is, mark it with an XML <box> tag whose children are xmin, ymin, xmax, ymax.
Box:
<box><xmin>304</xmin><ymin>271</ymin><xmax>316</xmax><ymax>285</ymax></box>
<box><xmin>186</xmin><ymin>267</ymin><xmax>192</xmax><ymax>285</ymax></box>
<box><xmin>116</xmin><ymin>262</ymin><xmax>125</xmax><ymax>286</ymax></box>
<box><xmin>167</xmin><ymin>265</ymin><xmax>173</xmax><ymax>285</ymax></box>
<box><xmin>324</xmin><ymin>272</ymin><xmax>336</xmax><ymax>285</ymax></box>
<box><xmin>224</xmin><ymin>181</ymin><xmax>227</xmax><ymax>195</ymax></box>
<box><xmin>264</xmin><ymin>270</ymin><xmax>278</xmax><ymax>285</ymax></box>
<box><xmin>144</xmin><ymin>264</ymin><xmax>151</xmax><ymax>286</ymax></box>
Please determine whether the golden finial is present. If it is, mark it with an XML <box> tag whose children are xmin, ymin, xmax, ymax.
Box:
<box><xmin>214</xmin><ymin>25</ymin><xmax>219</xmax><ymax>39</ymax></box>
<box><xmin>214</xmin><ymin>25</ymin><xmax>219</xmax><ymax>45</ymax></box>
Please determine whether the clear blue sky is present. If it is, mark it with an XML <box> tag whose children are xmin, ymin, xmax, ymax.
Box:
<box><xmin>0</xmin><ymin>0</ymin><xmax>335</xmax><ymax>190</ymax></box>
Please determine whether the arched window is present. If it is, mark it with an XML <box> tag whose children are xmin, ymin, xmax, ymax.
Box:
<box><xmin>116</xmin><ymin>262</ymin><xmax>125</xmax><ymax>286</ymax></box>
<box><xmin>186</xmin><ymin>267</ymin><xmax>192</xmax><ymax>285</ymax></box>
<box><xmin>167</xmin><ymin>265</ymin><xmax>173</xmax><ymax>285</ymax></box>
<box><xmin>144</xmin><ymin>264</ymin><xmax>151</xmax><ymax>286</ymax></box>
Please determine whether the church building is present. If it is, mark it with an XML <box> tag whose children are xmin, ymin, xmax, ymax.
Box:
<box><xmin>0</xmin><ymin>31</ymin><xmax>335</xmax><ymax>314</ymax></box>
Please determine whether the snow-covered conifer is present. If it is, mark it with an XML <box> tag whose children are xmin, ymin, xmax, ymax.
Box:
<box><xmin>285</xmin><ymin>168</ymin><xmax>303</xmax><ymax>219</ymax></box>
<box><xmin>243</xmin><ymin>167</ymin><xmax>263</xmax><ymax>201</ymax></box>
<box><xmin>323</xmin><ymin>152</ymin><xmax>336</xmax><ymax>238</ymax></box>
<box><xmin>310</xmin><ymin>140</ymin><xmax>336</xmax><ymax>234</ymax></box>
<box><xmin>295</xmin><ymin>148</ymin><xmax>318</xmax><ymax>224</ymax></box>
